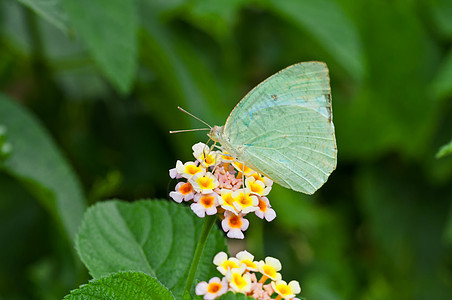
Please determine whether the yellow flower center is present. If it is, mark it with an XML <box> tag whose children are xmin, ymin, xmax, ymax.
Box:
<box><xmin>222</xmin><ymin>193</ymin><xmax>234</xmax><ymax>206</ymax></box>
<box><xmin>236</xmin><ymin>193</ymin><xmax>253</xmax><ymax>207</ymax></box>
<box><xmin>263</xmin><ymin>265</ymin><xmax>276</xmax><ymax>278</ymax></box>
<box><xmin>242</xmin><ymin>259</ymin><xmax>257</xmax><ymax>269</ymax></box>
<box><xmin>276</xmin><ymin>284</ymin><xmax>291</xmax><ymax>296</ymax></box>
<box><xmin>222</xmin><ymin>260</ymin><xmax>239</xmax><ymax>270</ymax></box>
<box><xmin>221</xmin><ymin>152</ymin><xmax>235</xmax><ymax>161</ymax></box>
<box><xmin>251</xmin><ymin>173</ymin><xmax>263</xmax><ymax>181</ymax></box>
<box><xmin>186</xmin><ymin>165</ymin><xmax>201</xmax><ymax>175</ymax></box>
<box><xmin>207</xmin><ymin>282</ymin><xmax>221</xmax><ymax>293</ymax></box>
<box><xmin>228</xmin><ymin>215</ymin><xmax>243</xmax><ymax>228</ymax></box>
<box><xmin>258</xmin><ymin>198</ymin><xmax>267</xmax><ymax>211</ymax></box>
<box><xmin>179</xmin><ymin>182</ymin><xmax>193</xmax><ymax>195</ymax></box>
<box><xmin>197</xmin><ymin>176</ymin><xmax>214</xmax><ymax>189</ymax></box>
<box><xmin>234</xmin><ymin>162</ymin><xmax>252</xmax><ymax>175</ymax></box>
<box><xmin>204</xmin><ymin>154</ymin><xmax>215</xmax><ymax>165</ymax></box>
<box><xmin>200</xmin><ymin>195</ymin><xmax>215</xmax><ymax>208</ymax></box>
<box><xmin>249</xmin><ymin>181</ymin><xmax>264</xmax><ymax>194</ymax></box>
<box><xmin>232</xmin><ymin>273</ymin><xmax>247</xmax><ymax>289</ymax></box>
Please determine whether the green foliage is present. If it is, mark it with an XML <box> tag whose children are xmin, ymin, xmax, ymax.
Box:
<box><xmin>437</xmin><ymin>138</ymin><xmax>452</xmax><ymax>158</ymax></box>
<box><xmin>429</xmin><ymin>0</ymin><xmax>452</xmax><ymax>39</ymax></box>
<box><xmin>335</xmin><ymin>1</ymin><xmax>439</xmax><ymax>159</ymax></box>
<box><xmin>183</xmin><ymin>0</ymin><xmax>244</xmax><ymax>40</ymax></box>
<box><xmin>1</xmin><ymin>0</ymin><xmax>452</xmax><ymax>299</ymax></box>
<box><xmin>64</xmin><ymin>271</ymin><xmax>175</xmax><ymax>300</ymax></box>
<box><xmin>138</xmin><ymin>0</ymin><xmax>226</xmax><ymax>131</ymax></box>
<box><xmin>0</xmin><ymin>125</ymin><xmax>12</xmax><ymax>160</ymax></box>
<box><xmin>17</xmin><ymin>0</ymin><xmax>68</xmax><ymax>32</ymax></box>
<box><xmin>218</xmin><ymin>291</ymin><xmax>254</xmax><ymax>300</ymax></box>
<box><xmin>356</xmin><ymin>165</ymin><xmax>452</xmax><ymax>299</ymax></box>
<box><xmin>62</xmin><ymin>0</ymin><xmax>138</xmax><ymax>93</ymax></box>
<box><xmin>0</xmin><ymin>173</ymin><xmax>75</xmax><ymax>299</ymax></box>
<box><xmin>431</xmin><ymin>49</ymin><xmax>452</xmax><ymax>100</ymax></box>
<box><xmin>76</xmin><ymin>199</ymin><xmax>227</xmax><ymax>298</ymax></box>
<box><xmin>264</xmin><ymin>0</ymin><xmax>365</xmax><ymax>80</ymax></box>
<box><xmin>0</xmin><ymin>94</ymin><xmax>85</xmax><ymax>241</ymax></box>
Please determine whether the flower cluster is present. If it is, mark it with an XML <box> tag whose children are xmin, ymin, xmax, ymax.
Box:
<box><xmin>169</xmin><ymin>142</ymin><xmax>276</xmax><ymax>239</ymax></box>
<box><xmin>196</xmin><ymin>251</ymin><xmax>301</xmax><ymax>300</ymax></box>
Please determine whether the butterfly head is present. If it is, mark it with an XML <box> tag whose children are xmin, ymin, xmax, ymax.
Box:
<box><xmin>208</xmin><ymin>125</ymin><xmax>224</xmax><ymax>143</ymax></box>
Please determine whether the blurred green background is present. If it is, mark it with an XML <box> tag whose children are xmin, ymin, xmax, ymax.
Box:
<box><xmin>1</xmin><ymin>0</ymin><xmax>452</xmax><ymax>299</ymax></box>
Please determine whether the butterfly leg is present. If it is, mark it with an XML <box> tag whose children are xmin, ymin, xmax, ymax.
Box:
<box><xmin>241</xmin><ymin>164</ymin><xmax>245</xmax><ymax>195</ymax></box>
<box><xmin>233</xmin><ymin>160</ymin><xmax>247</xmax><ymax>195</ymax></box>
<box><xmin>207</xmin><ymin>141</ymin><xmax>224</xmax><ymax>175</ymax></box>
<box><xmin>203</xmin><ymin>138</ymin><xmax>213</xmax><ymax>156</ymax></box>
<box><xmin>211</xmin><ymin>152</ymin><xmax>220</xmax><ymax>174</ymax></box>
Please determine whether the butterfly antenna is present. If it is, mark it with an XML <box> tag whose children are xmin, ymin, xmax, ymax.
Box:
<box><xmin>177</xmin><ymin>106</ymin><xmax>212</xmax><ymax>129</ymax></box>
<box><xmin>169</xmin><ymin>128</ymin><xmax>210</xmax><ymax>134</ymax></box>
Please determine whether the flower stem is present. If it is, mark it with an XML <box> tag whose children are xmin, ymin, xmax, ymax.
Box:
<box><xmin>24</xmin><ymin>7</ymin><xmax>44</xmax><ymax>73</ymax></box>
<box><xmin>183</xmin><ymin>214</ymin><xmax>217</xmax><ymax>297</ymax></box>
<box><xmin>259</xmin><ymin>274</ymin><xmax>269</xmax><ymax>284</ymax></box>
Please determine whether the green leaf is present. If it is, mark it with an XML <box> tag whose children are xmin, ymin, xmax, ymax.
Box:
<box><xmin>218</xmin><ymin>291</ymin><xmax>254</xmax><ymax>300</ymax></box>
<box><xmin>264</xmin><ymin>0</ymin><xmax>365</xmax><ymax>80</ymax></box>
<box><xmin>357</xmin><ymin>165</ymin><xmax>452</xmax><ymax>299</ymax></box>
<box><xmin>62</xmin><ymin>0</ymin><xmax>138</xmax><ymax>93</ymax></box>
<box><xmin>431</xmin><ymin>49</ymin><xmax>452</xmax><ymax>100</ymax></box>
<box><xmin>182</xmin><ymin>293</ymin><xmax>193</xmax><ymax>300</ymax></box>
<box><xmin>334</xmin><ymin>1</ymin><xmax>438</xmax><ymax>159</ymax></box>
<box><xmin>184</xmin><ymin>0</ymin><xmax>245</xmax><ymax>39</ymax></box>
<box><xmin>17</xmin><ymin>0</ymin><xmax>68</xmax><ymax>32</ymax></box>
<box><xmin>64</xmin><ymin>271</ymin><xmax>175</xmax><ymax>300</ymax></box>
<box><xmin>436</xmin><ymin>138</ymin><xmax>452</xmax><ymax>158</ymax></box>
<box><xmin>138</xmin><ymin>0</ymin><xmax>226</xmax><ymax>127</ymax></box>
<box><xmin>429</xmin><ymin>0</ymin><xmax>452</xmax><ymax>39</ymax></box>
<box><xmin>444</xmin><ymin>204</ymin><xmax>452</xmax><ymax>244</ymax></box>
<box><xmin>269</xmin><ymin>185</ymin><xmax>355</xmax><ymax>299</ymax></box>
<box><xmin>0</xmin><ymin>94</ymin><xmax>86</xmax><ymax>240</ymax></box>
<box><xmin>76</xmin><ymin>199</ymin><xmax>227</xmax><ymax>299</ymax></box>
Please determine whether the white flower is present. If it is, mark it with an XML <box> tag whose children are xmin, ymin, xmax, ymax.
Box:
<box><xmin>169</xmin><ymin>181</ymin><xmax>195</xmax><ymax>203</ymax></box>
<box><xmin>231</xmin><ymin>189</ymin><xmax>259</xmax><ymax>214</ymax></box>
<box><xmin>192</xmin><ymin>142</ymin><xmax>217</xmax><ymax>168</ymax></box>
<box><xmin>190</xmin><ymin>193</ymin><xmax>219</xmax><ymax>217</ymax></box>
<box><xmin>235</xmin><ymin>250</ymin><xmax>258</xmax><ymax>272</ymax></box>
<box><xmin>254</xmin><ymin>196</ymin><xmax>276</xmax><ymax>222</ymax></box>
<box><xmin>195</xmin><ymin>277</ymin><xmax>228</xmax><ymax>300</ymax></box>
<box><xmin>249</xmin><ymin>172</ymin><xmax>273</xmax><ymax>187</ymax></box>
<box><xmin>271</xmin><ymin>280</ymin><xmax>301</xmax><ymax>299</ymax></box>
<box><xmin>218</xmin><ymin>189</ymin><xmax>238</xmax><ymax>214</ymax></box>
<box><xmin>189</xmin><ymin>172</ymin><xmax>219</xmax><ymax>194</ymax></box>
<box><xmin>231</xmin><ymin>161</ymin><xmax>255</xmax><ymax>176</ymax></box>
<box><xmin>257</xmin><ymin>257</ymin><xmax>282</xmax><ymax>281</ymax></box>
<box><xmin>226</xmin><ymin>265</ymin><xmax>252</xmax><ymax>294</ymax></box>
<box><xmin>176</xmin><ymin>160</ymin><xmax>205</xmax><ymax>179</ymax></box>
<box><xmin>245</xmin><ymin>176</ymin><xmax>271</xmax><ymax>196</ymax></box>
<box><xmin>169</xmin><ymin>166</ymin><xmax>181</xmax><ymax>179</ymax></box>
<box><xmin>221</xmin><ymin>211</ymin><xmax>249</xmax><ymax>239</ymax></box>
<box><xmin>213</xmin><ymin>251</ymin><xmax>242</xmax><ymax>275</ymax></box>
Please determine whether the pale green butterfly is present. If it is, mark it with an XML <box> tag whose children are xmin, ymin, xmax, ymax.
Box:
<box><xmin>176</xmin><ymin>62</ymin><xmax>337</xmax><ymax>194</ymax></box>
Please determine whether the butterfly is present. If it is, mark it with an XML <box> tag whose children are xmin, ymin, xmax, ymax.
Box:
<box><xmin>206</xmin><ymin>62</ymin><xmax>337</xmax><ymax>195</ymax></box>
<box><xmin>172</xmin><ymin>62</ymin><xmax>337</xmax><ymax>194</ymax></box>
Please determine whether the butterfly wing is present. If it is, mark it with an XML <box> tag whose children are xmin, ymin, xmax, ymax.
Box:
<box><xmin>223</xmin><ymin>62</ymin><xmax>337</xmax><ymax>194</ymax></box>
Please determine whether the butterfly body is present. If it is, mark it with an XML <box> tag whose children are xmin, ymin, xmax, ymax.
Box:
<box><xmin>208</xmin><ymin>62</ymin><xmax>337</xmax><ymax>195</ymax></box>
<box><xmin>209</xmin><ymin>125</ymin><xmax>244</xmax><ymax>159</ymax></box>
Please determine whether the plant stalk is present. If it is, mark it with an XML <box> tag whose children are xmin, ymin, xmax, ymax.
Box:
<box><xmin>183</xmin><ymin>214</ymin><xmax>217</xmax><ymax>297</ymax></box>
<box><xmin>24</xmin><ymin>7</ymin><xmax>44</xmax><ymax>71</ymax></box>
